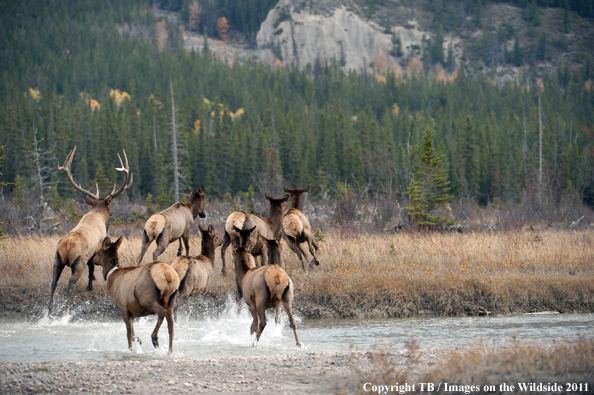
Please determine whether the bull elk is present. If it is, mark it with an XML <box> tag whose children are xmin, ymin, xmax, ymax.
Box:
<box><xmin>282</xmin><ymin>186</ymin><xmax>320</xmax><ymax>269</ymax></box>
<box><xmin>94</xmin><ymin>236</ymin><xmax>180</xmax><ymax>353</ymax></box>
<box><xmin>170</xmin><ymin>224</ymin><xmax>222</xmax><ymax>317</ymax></box>
<box><xmin>220</xmin><ymin>193</ymin><xmax>288</xmax><ymax>275</ymax></box>
<box><xmin>48</xmin><ymin>147</ymin><xmax>132</xmax><ymax>315</ymax></box>
<box><xmin>137</xmin><ymin>186</ymin><xmax>206</xmax><ymax>265</ymax></box>
<box><xmin>232</xmin><ymin>227</ymin><xmax>300</xmax><ymax>347</ymax></box>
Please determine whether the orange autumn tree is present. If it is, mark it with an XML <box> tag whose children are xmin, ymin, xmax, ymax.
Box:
<box><xmin>217</xmin><ymin>17</ymin><xmax>229</xmax><ymax>41</ymax></box>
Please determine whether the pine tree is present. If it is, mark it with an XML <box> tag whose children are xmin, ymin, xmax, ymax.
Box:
<box><xmin>407</xmin><ymin>126</ymin><xmax>453</xmax><ymax>228</ymax></box>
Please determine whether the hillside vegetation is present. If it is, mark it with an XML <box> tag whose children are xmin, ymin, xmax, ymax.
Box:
<box><xmin>0</xmin><ymin>0</ymin><xmax>593</xmax><ymax>235</ymax></box>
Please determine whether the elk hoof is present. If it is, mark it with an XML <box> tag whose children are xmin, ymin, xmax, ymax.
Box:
<box><xmin>176</xmin><ymin>250</ymin><xmax>182</xmax><ymax>257</ymax></box>
<box><xmin>91</xmin><ymin>274</ymin><xmax>96</xmax><ymax>281</ymax></box>
<box><xmin>133</xmin><ymin>336</ymin><xmax>142</xmax><ymax>345</ymax></box>
<box><xmin>297</xmin><ymin>342</ymin><xmax>303</xmax><ymax>348</ymax></box>
<box><xmin>152</xmin><ymin>337</ymin><xmax>159</xmax><ymax>348</ymax></box>
<box><xmin>86</xmin><ymin>284</ymin><xmax>94</xmax><ymax>291</ymax></box>
<box><xmin>221</xmin><ymin>270</ymin><xmax>226</xmax><ymax>277</ymax></box>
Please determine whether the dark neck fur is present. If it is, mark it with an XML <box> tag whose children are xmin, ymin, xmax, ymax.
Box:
<box><xmin>290</xmin><ymin>193</ymin><xmax>304</xmax><ymax>211</ymax></box>
<box><xmin>102</xmin><ymin>257</ymin><xmax>119</xmax><ymax>281</ymax></box>
<box><xmin>200</xmin><ymin>236</ymin><xmax>216</xmax><ymax>265</ymax></box>
<box><xmin>267</xmin><ymin>203</ymin><xmax>285</xmax><ymax>226</ymax></box>
<box><xmin>233</xmin><ymin>249</ymin><xmax>250</xmax><ymax>292</ymax></box>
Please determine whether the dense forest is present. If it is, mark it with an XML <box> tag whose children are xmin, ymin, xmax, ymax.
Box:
<box><xmin>0</xmin><ymin>0</ymin><xmax>593</xmax><ymax>231</ymax></box>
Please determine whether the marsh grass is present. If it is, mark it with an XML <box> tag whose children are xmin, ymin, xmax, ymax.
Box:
<box><xmin>1</xmin><ymin>229</ymin><xmax>593</xmax><ymax>318</ymax></box>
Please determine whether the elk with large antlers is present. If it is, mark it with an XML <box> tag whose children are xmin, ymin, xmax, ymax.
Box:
<box><xmin>137</xmin><ymin>186</ymin><xmax>206</xmax><ymax>265</ymax></box>
<box><xmin>170</xmin><ymin>224</ymin><xmax>222</xmax><ymax>317</ymax></box>
<box><xmin>220</xmin><ymin>193</ymin><xmax>289</xmax><ymax>275</ymax></box>
<box><xmin>282</xmin><ymin>186</ymin><xmax>320</xmax><ymax>269</ymax></box>
<box><xmin>48</xmin><ymin>147</ymin><xmax>132</xmax><ymax>315</ymax></box>
<box><xmin>93</xmin><ymin>236</ymin><xmax>180</xmax><ymax>353</ymax></box>
<box><xmin>232</xmin><ymin>227</ymin><xmax>300</xmax><ymax>347</ymax></box>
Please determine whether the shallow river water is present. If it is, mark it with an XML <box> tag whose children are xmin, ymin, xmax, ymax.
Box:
<box><xmin>0</xmin><ymin>306</ymin><xmax>592</xmax><ymax>364</ymax></box>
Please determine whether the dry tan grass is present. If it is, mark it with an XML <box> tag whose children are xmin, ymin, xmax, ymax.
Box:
<box><xmin>1</xmin><ymin>229</ymin><xmax>593</xmax><ymax>317</ymax></box>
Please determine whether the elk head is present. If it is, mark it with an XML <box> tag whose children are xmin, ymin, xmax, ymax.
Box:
<box><xmin>93</xmin><ymin>236</ymin><xmax>124</xmax><ymax>279</ymax></box>
<box><xmin>258</xmin><ymin>232</ymin><xmax>283</xmax><ymax>266</ymax></box>
<box><xmin>233</xmin><ymin>224</ymin><xmax>257</xmax><ymax>250</ymax></box>
<box><xmin>283</xmin><ymin>186</ymin><xmax>309</xmax><ymax>211</ymax></box>
<box><xmin>59</xmin><ymin>146</ymin><xmax>133</xmax><ymax>215</ymax></box>
<box><xmin>265</xmin><ymin>193</ymin><xmax>289</xmax><ymax>218</ymax></box>
<box><xmin>185</xmin><ymin>186</ymin><xmax>206</xmax><ymax>219</ymax></box>
<box><xmin>198</xmin><ymin>224</ymin><xmax>222</xmax><ymax>249</ymax></box>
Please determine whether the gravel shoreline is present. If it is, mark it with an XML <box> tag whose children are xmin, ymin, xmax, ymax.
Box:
<box><xmin>0</xmin><ymin>348</ymin><xmax>458</xmax><ymax>394</ymax></box>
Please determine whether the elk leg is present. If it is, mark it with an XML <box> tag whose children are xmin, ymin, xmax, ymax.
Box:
<box><xmin>48</xmin><ymin>253</ymin><xmax>66</xmax><ymax>314</ymax></box>
<box><xmin>137</xmin><ymin>231</ymin><xmax>152</xmax><ymax>265</ymax></box>
<box><xmin>147</xmin><ymin>302</ymin><xmax>168</xmax><ymax>349</ymax></box>
<box><xmin>247</xmin><ymin>303</ymin><xmax>258</xmax><ymax>336</ymax></box>
<box><xmin>86</xmin><ymin>255</ymin><xmax>95</xmax><ymax>291</ymax></box>
<box><xmin>152</xmin><ymin>230</ymin><xmax>170</xmax><ymax>261</ymax></box>
<box><xmin>283</xmin><ymin>301</ymin><xmax>301</xmax><ymax>347</ymax></box>
<box><xmin>296</xmin><ymin>242</ymin><xmax>312</xmax><ymax>269</ymax></box>
<box><xmin>66</xmin><ymin>257</ymin><xmax>84</xmax><ymax>314</ymax></box>
<box><xmin>306</xmin><ymin>236</ymin><xmax>320</xmax><ymax>266</ymax></box>
<box><xmin>166</xmin><ymin>294</ymin><xmax>176</xmax><ymax>353</ymax></box>
<box><xmin>176</xmin><ymin>239</ymin><xmax>183</xmax><ymax>257</ymax></box>
<box><xmin>259</xmin><ymin>246</ymin><xmax>268</xmax><ymax>267</ymax></box>
<box><xmin>130</xmin><ymin>315</ymin><xmax>141</xmax><ymax>345</ymax></box>
<box><xmin>285</xmin><ymin>234</ymin><xmax>306</xmax><ymax>270</ymax></box>
<box><xmin>182</xmin><ymin>235</ymin><xmax>190</xmax><ymax>257</ymax></box>
<box><xmin>122</xmin><ymin>311</ymin><xmax>133</xmax><ymax>351</ymax></box>
<box><xmin>220</xmin><ymin>231</ymin><xmax>231</xmax><ymax>276</ymax></box>
<box><xmin>255</xmin><ymin>304</ymin><xmax>267</xmax><ymax>342</ymax></box>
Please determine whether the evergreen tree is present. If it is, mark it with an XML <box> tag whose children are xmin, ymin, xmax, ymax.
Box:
<box><xmin>407</xmin><ymin>126</ymin><xmax>453</xmax><ymax>228</ymax></box>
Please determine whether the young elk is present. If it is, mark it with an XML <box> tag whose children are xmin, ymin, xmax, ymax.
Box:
<box><xmin>170</xmin><ymin>224</ymin><xmax>222</xmax><ymax>317</ymax></box>
<box><xmin>48</xmin><ymin>147</ymin><xmax>132</xmax><ymax>315</ymax></box>
<box><xmin>232</xmin><ymin>228</ymin><xmax>300</xmax><ymax>347</ymax></box>
<box><xmin>94</xmin><ymin>236</ymin><xmax>180</xmax><ymax>353</ymax></box>
<box><xmin>137</xmin><ymin>186</ymin><xmax>206</xmax><ymax>265</ymax></box>
<box><xmin>220</xmin><ymin>193</ymin><xmax>289</xmax><ymax>275</ymax></box>
<box><xmin>282</xmin><ymin>186</ymin><xmax>320</xmax><ymax>269</ymax></box>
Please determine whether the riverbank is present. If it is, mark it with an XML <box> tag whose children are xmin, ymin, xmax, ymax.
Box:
<box><xmin>1</xmin><ymin>230</ymin><xmax>593</xmax><ymax>319</ymax></box>
<box><xmin>1</xmin><ymin>342</ymin><xmax>592</xmax><ymax>394</ymax></box>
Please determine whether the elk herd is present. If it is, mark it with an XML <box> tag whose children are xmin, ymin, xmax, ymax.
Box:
<box><xmin>47</xmin><ymin>148</ymin><xmax>315</xmax><ymax>352</ymax></box>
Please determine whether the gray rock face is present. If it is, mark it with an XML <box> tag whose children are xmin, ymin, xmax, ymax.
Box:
<box><xmin>256</xmin><ymin>0</ymin><xmax>428</xmax><ymax>71</ymax></box>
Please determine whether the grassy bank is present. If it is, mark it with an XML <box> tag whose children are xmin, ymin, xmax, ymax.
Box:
<box><xmin>1</xmin><ymin>230</ymin><xmax>593</xmax><ymax>319</ymax></box>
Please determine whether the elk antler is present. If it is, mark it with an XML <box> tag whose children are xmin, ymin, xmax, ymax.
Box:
<box><xmin>107</xmin><ymin>149</ymin><xmax>133</xmax><ymax>198</ymax></box>
<box><xmin>58</xmin><ymin>146</ymin><xmax>100</xmax><ymax>199</ymax></box>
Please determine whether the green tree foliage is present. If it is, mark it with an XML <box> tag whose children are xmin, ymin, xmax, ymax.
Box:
<box><xmin>407</xmin><ymin>126</ymin><xmax>453</xmax><ymax>228</ymax></box>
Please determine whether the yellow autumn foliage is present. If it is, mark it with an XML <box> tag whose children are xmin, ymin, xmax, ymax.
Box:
<box><xmin>375</xmin><ymin>75</ymin><xmax>386</xmax><ymax>84</ymax></box>
<box><xmin>156</xmin><ymin>20</ymin><xmax>168</xmax><ymax>51</ymax></box>
<box><xmin>585</xmin><ymin>79</ymin><xmax>592</xmax><ymax>92</ymax></box>
<box><xmin>230</xmin><ymin>108</ymin><xmax>244</xmax><ymax>120</ymax></box>
<box><xmin>537</xmin><ymin>78</ymin><xmax>545</xmax><ymax>92</ymax></box>
<box><xmin>28</xmin><ymin>88</ymin><xmax>41</xmax><ymax>102</ymax></box>
<box><xmin>192</xmin><ymin>119</ymin><xmax>201</xmax><ymax>135</ymax></box>
<box><xmin>80</xmin><ymin>92</ymin><xmax>100</xmax><ymax>111</ymax></box>
<box><xmin>110</xmin><ymin>89</ymin><xmax>131</xmax><ymax>106</ymax></box>
<box><xmin>408</xmin><ymin>56</ymin><xmax>423</xmax><ymax>75</ymax></box>
<box><xmin>392</xmin><ymin>103</ymin><xmax>400</xmax><ymax>116</ymax></box>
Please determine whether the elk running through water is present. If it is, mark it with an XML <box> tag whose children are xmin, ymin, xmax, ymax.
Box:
<box><xmin>137</xmin><ymin>186</ymin><xmax>206</xmax><ymax>265</ymax></box>
<box><xmin>282</xmin><ymin>186</ymin><xmax>320</xmax><ymax>269</ymax></box>
<box><xmin>48</xmin><ymin>146</ymin><xmax>132</xmax><ymax>315</ymax></box>
<box><xmin>94</xmin><ymin>236</ymin><xmax>180</xmax><ymax>353</ymax></box>
<box><xmin>221</xmin><ymin>193</ymin><xmax>289</xmax><ymax>275</ymax></box>
<box><xmin>232</xmin><ymin>227</ymin><xmax>301</xmax><ymax>347</ymax></box>
<box><xmin>170</xmin><ymin>224</ymin><xmax>222</xmax><ymax>318</ymax></box>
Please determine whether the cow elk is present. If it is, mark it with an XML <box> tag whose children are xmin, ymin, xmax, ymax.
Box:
<box><xmin>232</xmin><ymin>228</ymin><xmax>300</xmax><ymax>347</ymax></box>
<box><xmin>94</xmin><ymin>236</ymin><xmax>180</xmax><ymax>353</ymax></box>
<box><xmin>220</xmin><ymin>193</ymin><xmax>289</xmax><ymax>275</ymax></box>
<box><xmin>48</xmin><ymin>146</ymin><xmax>132</xmax><ymax>315</ymax></box>
<box><xmin>170</xmin><ymin>224</ymin><xmax>222</xmax><ymax>317</ymax></box>
<box><xmin>137</xmin><ymin>186</ymin><xmax>206</xmax><ymax>265</ymax></box>
<box><xmin>282</xmin><ymin>186</ymin><xmax>320</xmax><ymax>270</ymax></box>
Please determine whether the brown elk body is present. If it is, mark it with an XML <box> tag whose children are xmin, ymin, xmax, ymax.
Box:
<box><xmin>48</xmin><ymin>147</ymin><xmax>132</xmax><ymax>314</ymax></box>
<box><xmin>170</xmin><ymin>224</ymin><xmax>222</xmax><ymax>316</ymax></box>
<box><xmin>94</xmin><ymin>237</ymin><xmax>180</xmax><ymax>353</ymax></box>
<box><xmin>282</xmin><ymin>186</ymin><xmax>320</xmax><ymax>269</ymax></box>
<box><xmin>220</xmin><ymin>193</ymin><xmax>289</xmax><ymax>275</ymax></box>
<box><xmin>137</xmin><ymin>186</ymin><xmax>206</xmax><ymax>265</ymax></box>
<box><xmin>232</xmin><ymin>229</ymin><xmax>300</xmax><ymax>347</ymax></box>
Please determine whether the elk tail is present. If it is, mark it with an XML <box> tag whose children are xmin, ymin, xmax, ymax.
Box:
<box><xmin>264</xmin><ymin>266</ymin><xmax>289</xmax><ymax>303</ymax></box>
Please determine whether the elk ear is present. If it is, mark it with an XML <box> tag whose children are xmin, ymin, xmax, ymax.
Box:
<box><xmin>281</xmin><ymin>194</ymin><xmax>289</xmax><ymax>203</ymax></box>
<box><xmin>101</xmin><ymin>237</ymin><xmax>112</xmax><ymax>249</ymax></box>
<box><xmin>283</xmin><ymin>187</ymin><xmax>291</xmax><ymax>193</ymax></box>
<box><xmin>198</xmin><ymin>185</ymin><xmax>205</xmax><ymax>195</ymax></box>
<box><xmin>233</xmin><ymin>225</ymin><xmax>242</xmax><ymax>234</ymax></box>
<box><xmin>186</xmin><ymin>186</ymin><xmax>192</xmax><ymax>195</ymax></box>
<box><xmin>208</xmin><ymin>224</ymin><xmax>215</xmax><ymax>234</ymax></box>
<box><xmin>246</xmin><ymin>225</ymin><xmax>257</xmax><ymax>235</ymax></box>
<box><xmin>84</xmin><ymin>196</ymin><xmax>96</xmax><ymax>206</ymax></box>
<box><xmin>231</xmin><ymin>239</ymin><xmax>239</xmax><ymax>250</ymax></box>
<box><xmin>302</xmin><ymin>186</ymin><xmax>310</xmax><ymax>193</ymax></box>
<box><xmin>105</xmin><ymin>195</ymin><xmax>113</xmax><ymax>206</ymax></box>
<box><xmin>113</xmin><ymin>236</ymin><xmax>123</xmax><ymax>250</ymax></box>
<box><xmin>264</xmin><ymin>193</ymin><xmax>272</xmax><ymax>202</ymax></box>
<box><xmin>198</xmin><ymin>224</ymin><xmax>206</xmax><ymax>233</ymax></box>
